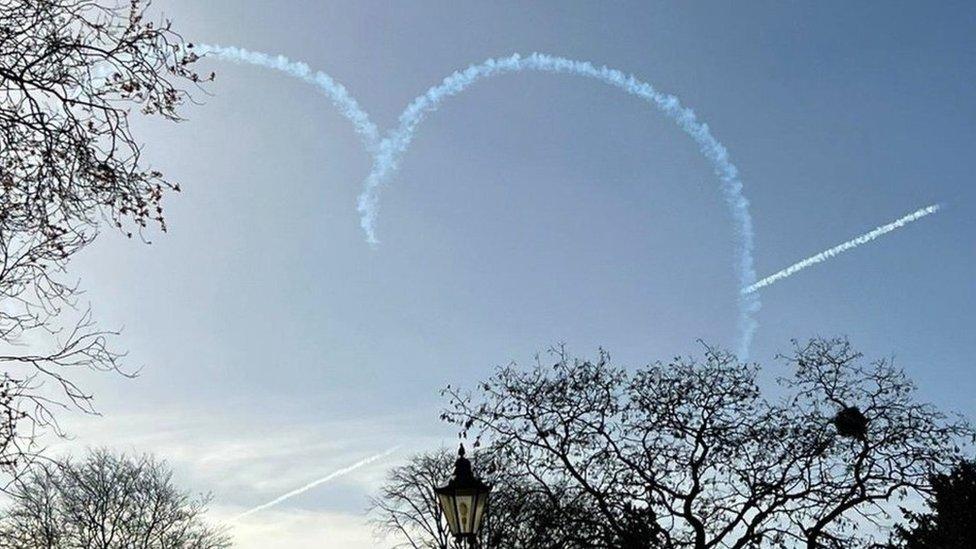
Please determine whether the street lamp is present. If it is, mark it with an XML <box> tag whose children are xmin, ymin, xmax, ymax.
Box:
<box><xmin>435</xmin><ymin>444</ymin><xmax>492</xmax><ymax>547</ymax></box>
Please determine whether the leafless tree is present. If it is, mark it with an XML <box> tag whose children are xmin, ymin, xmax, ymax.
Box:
<box><xmin>0</xmin><ymin>448</ymin><xmax>230</xmax><ymax>548</ymax></box>
<box><xmin>386</xmin><ymin>338</ymin><xmax>974</xmax><ymax>549</ymax></box>
<box><xmin>0</xmin><ymin>0</ymin><xmax>208</xmax><ymax>475</ymax></box>
<box><xmin>372</xmin><ymin>448</ymin><xmax>609</xmax><ymax>549</ymax></box>
<box><xmin>372</xmin><ymin>451</ymin><xmax>456</xmax><ymax>549</ymax></box>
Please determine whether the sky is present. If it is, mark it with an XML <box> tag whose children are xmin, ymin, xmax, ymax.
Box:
<box><xmin>38</xmin><ymin>1</ymin><xmax>976</xmax><ymax>547</ymax></box>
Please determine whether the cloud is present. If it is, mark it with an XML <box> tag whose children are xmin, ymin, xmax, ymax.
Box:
<box><xmin>209</xmin><ymin>506</ymin><xmax>395</xmax><ymax>549</ymax></box>
<box><xmin>46</xmin><ymin>407</ymin><xmax>439</xmax><ymax>509</ymax></box>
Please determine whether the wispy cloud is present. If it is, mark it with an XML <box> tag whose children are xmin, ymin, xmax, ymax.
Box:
<box><xmin>48</xmin><ymin>408</ymin><xmax>432</xmax><ymax>499</ymax></box>
<box><xmin>211</xmin><ymin>507</ymin><xmax>395</xmax><ymax>549</ymax></box>
<box><xmin>47</xmin><ymin>409</ymin><xmax>438</xmax><ymax>547</ymax></box>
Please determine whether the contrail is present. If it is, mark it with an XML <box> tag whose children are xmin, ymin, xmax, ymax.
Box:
<box><xmin>195</xmin><ymin>44</ymin><xmax>380</xmax><ymax>151</ymax></box>
<box><xmin>200</xmin><ymin>47</ymin><xmax>761</xmax><ymax>356</ymax></box>
<box><xmin>229</xmin><ymin>446</ymin><xmax>399</xmax><ymax>522</ymax></box>
<box><xmin>742</xmin><ymin>204</ymin><xmax>941</xmax><ymax>295</ymax></box>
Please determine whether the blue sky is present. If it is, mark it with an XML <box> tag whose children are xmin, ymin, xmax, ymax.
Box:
<box><xmin>51</xmin><ymin>2</ymin><xmax>976</xmax><ymax>547</ymax></box>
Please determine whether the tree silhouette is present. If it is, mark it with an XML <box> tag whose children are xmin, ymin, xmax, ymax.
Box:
<box><xmin>0</xmin><ymin>0</ymin><xmax>208</xmax><ymax>475</ymax></box>
<box><xmin>0</xmin><ymin>448</ymin><xmax>230</xmax><ymax>548</ymax></box>
<box><xmin>891</xmin><ymin>459</ymin><xmax>976</xmax><ymax>549</ymax></box>
<box><xmin>379</xmin><ymin>338</ymin><xmax>975</xmax><ymax>549</ymax></box>
<box><xmin>371</xmin><ymin>448</ymin><xmax>621</xmax><ymax>548</ymax></box>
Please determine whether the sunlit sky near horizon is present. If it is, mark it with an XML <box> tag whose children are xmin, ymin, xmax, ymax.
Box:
<box><xmin>44</xmin><ymin>1</ymin><xmax>976</xmax><ymax>547</ymax></box>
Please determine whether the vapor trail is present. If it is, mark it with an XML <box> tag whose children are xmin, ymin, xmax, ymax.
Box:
<box><xmin>229</xmin><ymin>446</ymin><xmax>399</xmax><ymax>522</ymax></box>
<box><xmin>198</xmin><ymin>48</ymin><xmax>762</xmax><ymax>355</ymax></box>
<box><xmin>742</xmin><ymin>204</ymin><xmax>941</xmax><ymax>295</ymax></box>
<box><xmin>195</xmin><ymin>44</ymin><xmax>380</xmax><ymax>151</ymax></box>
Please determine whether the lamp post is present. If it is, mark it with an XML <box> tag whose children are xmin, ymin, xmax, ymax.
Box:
<box><xmin>435</xmin><ymin>444</ymin><xmax>492</xmax><ymax>548</ymax></box>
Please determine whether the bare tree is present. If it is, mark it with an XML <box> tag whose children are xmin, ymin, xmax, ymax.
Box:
<box><xmin>372</xmin><ymin>448</ymin><xmax>608</xmax><ymax>549</ymax></box>
<box><xmin>774</xmin><ymin>339</ymin><xmax>972</xmax><ymax>548</ymax></box>
<box><xmin>0</xmin><ymin>0</ymin><xmax>208</xmax><ymax>474</ymax></box>
<box><xmin>385</xmin><ymin>338</ymin><xmax>974</xmax><ymax>549</ymax></box>
<box><xmin>0</xmin><ymin>448</ymin><xmax>230</xmax><ymax>548</ymax></box>
<box><xmin>372</xmin><ymin>451</ymin><xmax>455</xmax><ymax>549</ymax></box>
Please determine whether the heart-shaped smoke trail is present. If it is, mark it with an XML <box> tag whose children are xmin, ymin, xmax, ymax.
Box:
<box><xmin>193</xmin><ymin>46</ymin><xmax>380</xmax><ymax>152</ymax></box>
<box><xmin>196</xmin><ymin>45</ymin><xmax>942</xmax><ymax>358</ymax></box>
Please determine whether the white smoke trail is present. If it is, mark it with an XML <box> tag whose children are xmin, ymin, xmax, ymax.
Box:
<box><xmin>742</xmin><ymin>204</ymin><xmax>941</xmax><ymax>295</ymax></box>
<box><xmin>358</xmin><ymin>53</ymin><xmax>760</xmax><ymax>356</ymax></box>
<box><xmin>229</xmin><ymin>446</ymin><xmax>400</xmax><ymax>522</ymax></box>
<box><xmin>195</xmin><ymin>44</ymin><xmax>380</xmax><ymax>152</ymax></box>
<box><xmin>199</xmin><ymin>47</ymin><xmax>761</xmax><ymax>355</ymax></box>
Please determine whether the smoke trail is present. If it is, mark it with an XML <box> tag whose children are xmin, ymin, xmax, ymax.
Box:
<box><xmin>198</xmin><ymin>47</ymin><xmax>761</xmax><ymax>355</ymax></box>
<box><xmin>742</xmin><ymin>204</ymin><xmax>941</xmax><ymax>295</ymax></box>
<box><xmin>229</xmin><ymin>446</ymin><xmax>399</xmax><ymax>522</ymax></box>
<box><xmin>357</xmin><ymin>53</ymin><xmax>759</xmax><ymax>355</ymax></box>
<box><xmin>196</xmin><ymin>44</ymin><xmax>380</xmax><ymax>152</ymax></box>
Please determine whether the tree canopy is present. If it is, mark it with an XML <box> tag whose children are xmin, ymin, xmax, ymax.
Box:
<box><xmin>0</xmin><ymin>448</ymin><xmax>230</xmax><ymax>548</ymax></box>
<box><xmin>0</xmin><ymin>0</ymin><xmax>207</xmax><ymax>474</ymax></box>
<box><xmin>891</xmin><ymin>459</ymin><xmax>976</xmax><ymax>549</ymax></box>
<box><xmin>374</xmin><ymin>338</ymin><xmax>973</xmax><ymax>548</ymax></box>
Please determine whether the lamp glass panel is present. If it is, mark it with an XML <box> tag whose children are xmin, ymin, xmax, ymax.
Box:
<box><xmin>454</xmin><ymin>493</ymin><xmax>476</xmax><ymax>534</ymax></box>
<box><xmin>471</xmin><ymin>491</ymin><xmax>489</xmax><ymax>534</ymax></box>
<box><xmin>437</xmin><ymin>493</ymin><xmax>460</xmax><ymax>535</ymax></box>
